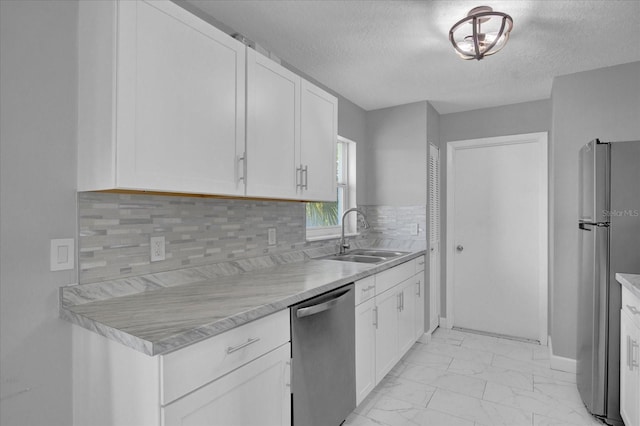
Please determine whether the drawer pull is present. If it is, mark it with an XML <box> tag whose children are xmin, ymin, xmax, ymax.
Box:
<box><xmin>627</xmin><ymin>305</ymin><xmax>640</xmax><ymax>315</ymax></box>
<box><xmin>226</xmin><ymin>337</ymin><xmax>261</xmax><ymax>354</ymax></box>
<box><xmin>361</xmin><ymin>285</ymin><xmax>375</xmax><ymax>292</ymax></box>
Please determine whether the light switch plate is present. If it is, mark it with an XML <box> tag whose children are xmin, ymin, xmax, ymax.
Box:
<box><xmin>410</xmin><ymin>223</ymin><xmax>419</xmax><ymax>236</ymax></box>
<box><xmin>50</xmin><ymin>238</ymin><xmax>74</xmax><ymax>271</ymax></box>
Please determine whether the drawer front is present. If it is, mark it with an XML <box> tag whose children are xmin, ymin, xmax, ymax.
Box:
<box><xmin>355</xmin><ymin>276</ymin><xmax>376</xmax><ymax>305</ymax></box>
<box><xmin>161</xmin><ymin>309</ymin><xmax>290</xmax><ymax>405</ymax></box>
<box><xmin>415</xmin><ymin>255</ymin><xmax>426</xmax><ymax>273</ymax></box>
<box><xmin>376</xmin><ymin>261</ymin><xmax>415</xmax><ymax>295</ymax></box>
<box><xmin>622</xmin><ymin>286</ymin><xmax>640</xmax><ymax>329</ymax></box>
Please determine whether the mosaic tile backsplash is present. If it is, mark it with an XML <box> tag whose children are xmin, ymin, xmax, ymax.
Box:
<box><xmin>78</xmin><ymin>192</ymin><xmax>427</xmax><ymax>284</ymax></box>
<box><xmin>78</xmin><ymin>192</ymin><xmax>306</xmax><ymax>283</ymax></box>
<box><xmin>360</xmin><ymin>205</ymin><xmax>427</xmax><ymax>241</ymax></box>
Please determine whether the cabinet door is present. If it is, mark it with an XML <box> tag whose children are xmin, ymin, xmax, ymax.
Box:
<box><xmin>398</xmin><ymin>279</ymin><xmax>416</xmax><ymax>355</ymax></box>
<box><xmin>375</xmin><ymin>289</ymin><xmax>400</xmax><ymax>384</ymax></box>
<box><xmin>355</xmin><ymin>298</ymin><xmax>376</xmax><ymax>405</ymax></box>
<box><xmin>246</xmin><ymin>49</ymin><xmax>300</xmax><ymax>199</ymax></box>
<box><xmin>299</xmin><ymin>80</ymin><xmax>337</xmax><ymax>201</ymax></box>
<box><xmin>117</xmin><ymin>1</ymin><xmax>246</xmax><ymax>195</ymax></box>
<box><xmin>163</xmin><ymin>343</ymin><xmax>291</xmax><ymax>426</ymax></box>
<box><xmin>620</xmin><ymin>310</ymin><xmax>640</xmax><ymax>426</ymax></box>
<box><xmin>414</xmin><ymin>273</ymin><xmax>425</xmax><ymax>341</ymax></box>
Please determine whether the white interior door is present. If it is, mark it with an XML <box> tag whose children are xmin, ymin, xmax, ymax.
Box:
<box><xmin>428</xmin><ymin>144</ymin><xmax>441</xmax><ymax>333</ymax></box>
<box><xmin>447</xmin><ymin>133</ymin><xmax>547</xmax><ymax>342</ymax></box>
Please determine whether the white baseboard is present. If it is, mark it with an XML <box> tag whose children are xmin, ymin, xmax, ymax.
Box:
<box><xmin>439</xmin><ymin>317</ymin><xmax>452</xmax><ymax>329</ymax></box>
<box><xmin>548</xmin><ymin>335</ymin><xmax>577</xmax><ymax>373</ymax></box>
<box><xmin>417</xmin><ymin>332</ymin><xmax>432</xmax><ymax>344</ymax></box>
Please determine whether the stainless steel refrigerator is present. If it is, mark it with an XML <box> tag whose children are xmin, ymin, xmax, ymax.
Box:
<box><xmin>577</xmin><ymin>139</ymin><xmax>640</xmax><ymax>426</ymax></box>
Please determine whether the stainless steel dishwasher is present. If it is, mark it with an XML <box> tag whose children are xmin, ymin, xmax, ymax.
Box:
<box><xmin>290</xmin><ymin>283</ymin><xmax>355</xmax><ymax>426</ymax></box>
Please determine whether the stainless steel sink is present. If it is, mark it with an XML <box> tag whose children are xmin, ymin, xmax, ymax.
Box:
<box><xmin>319</xmin><ymin>249</ymin><xmax>409</xmax><ymax>264</ymax></box>
<box><xmin>320</xmin><ymin>254</ymin><xmax>387</xmax><ymax>264</ymax></box>
<box><xmin>347</xmin><ymin>249</ymin><xmax>408</xmax><ymax>258</ymax></box>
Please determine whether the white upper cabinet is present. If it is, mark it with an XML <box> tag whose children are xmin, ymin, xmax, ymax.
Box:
<box><xmin>246</xmin><ymin>49</ymin><xmax>300</xmax><ymax>199</ymax></box>
<box><xmin>300</xmin><ymin>80</ymin><xmax>338</xmax><ymax>201</ymax></box>
<box><xmin>246</xmin><ymin>49</ymin><xmax>337</xmax><ymax>201</ymax></box>
<box><xmin>78</xmin><ymin>1</ymin><xmax>337</xmax><ymax>201</ymax></box>
<box><xmin>78</xmin><ymin>0</ymin><xmax>246</xmax><ymax>195</ymax></box>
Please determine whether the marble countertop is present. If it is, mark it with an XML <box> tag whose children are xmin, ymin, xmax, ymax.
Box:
<box><xmin>61</xmin><ymin>250</ymin><xmax>425</xmax><ymax>356</ymax></box>
<box><xmin>617</xmin><ymin>273</ymin><xmax>640</xmax><ymax>299</ymax></box>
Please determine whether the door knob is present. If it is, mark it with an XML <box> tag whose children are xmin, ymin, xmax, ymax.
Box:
<box><xmin>456</xmin><ymin>245</ymin><xmax>464</xmax><ymax>252</ymax></box>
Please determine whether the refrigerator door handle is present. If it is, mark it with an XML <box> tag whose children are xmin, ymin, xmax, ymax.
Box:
<box><xmin>579</xmin><ymin>222</ymin><xmax>610</xmax><ymax>230</ymax></box>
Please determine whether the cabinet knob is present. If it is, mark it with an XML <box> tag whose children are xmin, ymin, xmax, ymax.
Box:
<box><xmin>456</xmin><ymin>245</ymin><xmax>464</xmax><ymax>252</ymax></box>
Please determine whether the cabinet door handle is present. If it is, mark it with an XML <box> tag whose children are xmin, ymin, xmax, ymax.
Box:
<box><xmin>296</xmin><ymin>165</ymin><xmax>303</xmax><ymax>189</ymax></box>
<box><xmin>373</xmin><ymin>306</ymin><xmax>378</xmax><ymax>328</ymax></box>
<box><xmin>632</xmin><ymin>338</ymin><xmax>639</xmax><ymax>370</ymax></box>
<box><xmin>227</xmin><ymin>337</ymin><xmax>260</xmax><ymax>354</ymax></box>
<box><xmin>237</xmin><ymin>153</ymin><xmax>246</xmax><ymax>183</ymax></box>
<box><xmin>416</xmin><ymin>281</ymin><xmax>421</xmax><ymax>296</ymax></box>
<box><xmin>302</xmin><ymin>165</ymin><xmax>308</xmax><ymax>190</ymax></box>
<box><xmin>627</xmin><ymin>305</ymin><xmax>640</xmax><ymax>315</ymax></box>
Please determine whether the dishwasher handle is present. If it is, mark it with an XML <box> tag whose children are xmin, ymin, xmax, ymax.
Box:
<box><xmin>296</xmin><ymin>288</ymin><xmax>351</xmax><ymax>318</ymax></box>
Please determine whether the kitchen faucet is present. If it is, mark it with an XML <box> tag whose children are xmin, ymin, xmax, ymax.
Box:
<box><xmin>339</xmin><ymin>208</ymin><xmax>370</xmax><ymax>254</ymax></box>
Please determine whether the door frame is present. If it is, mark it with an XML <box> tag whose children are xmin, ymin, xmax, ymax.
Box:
<box><xmin>445</xmin><ymin>132</ymin><xmax>548</xmax><ymax>344</ymax></box>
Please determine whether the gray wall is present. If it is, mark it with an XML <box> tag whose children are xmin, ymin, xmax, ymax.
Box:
<box><xmin>550</xmin><ymin>61</ymin><xmax>640</xmax><ymax>358</ymax></box>
<box><xmin>438</xmin><ymin>100</ymin><xmax>552</xmax><ymax>317</ymax></box>
<box><xmin>363</xmin><ymin>101</ymin><xmax>428</xmax><ymax>206</ymax></box>
<box><xmin>0</xmin><ymin>1</ymin><xmax>78</xmax><ymax>425</ymax></box>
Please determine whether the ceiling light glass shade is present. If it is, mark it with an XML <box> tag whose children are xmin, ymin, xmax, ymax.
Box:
<box><xmin>449</xmin><ymin>6</ymin><xmax>513</xmax><ymax>60</ymax></box>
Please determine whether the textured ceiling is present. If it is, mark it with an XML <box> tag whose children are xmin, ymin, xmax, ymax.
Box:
<box><xmin>181</xmin><ymin>0</ymin><xmax>640</xmax><ymax>114</ymax></box>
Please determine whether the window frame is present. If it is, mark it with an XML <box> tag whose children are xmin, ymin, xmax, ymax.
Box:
<box><xmin>305</xmin><ymin>136</ymin><xmax>357</xmax><ymax>241</ymax></box>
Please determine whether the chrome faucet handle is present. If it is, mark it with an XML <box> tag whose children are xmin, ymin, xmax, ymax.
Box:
<box><xmin>339</xmin><ymin>241</ymin><xmax>350</xmax><ymax>254</ymax></box>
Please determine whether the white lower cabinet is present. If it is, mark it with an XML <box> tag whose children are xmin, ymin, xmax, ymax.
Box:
<box><xmin>398</xmin><ymin>278</ymin><xmax>417</xmax><ymax>355</ymax></box>
<box><xmin>355</xmin><ymin>297</ymin><xmax>377</xmax><ymax>405</ymax></box>
<box><xmin>374</xmin><ymin>287</ymin><xmax>401</xmax><ymax>381</ymax></box>
<box><xmin>355</xmin><ymin>257</ymin><xmax>427</xmax><ymax>405</ymax></box>
<box><xmin>72</xmin><ymin>310</ymin><xmax>291</xmax><ymax>426</ymax></box>
<box><xmin>163</xmin><ymin>343</ymin><xmax>291</xmax><ymax>426</ymax></box>
<box><xmin>414</xmin><ymin>257</ymin><xmax>426</xmax><ymax>340</ymax></box>
<box><xmin>620</xmin><ymin>286</ymin><xmax>640</xmax><ymax>426</ymax></box>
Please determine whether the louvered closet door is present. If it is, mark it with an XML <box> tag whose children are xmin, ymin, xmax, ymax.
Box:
<box><xmin>429</xmin><ymin>144</ymin><xmax>441</xmax><ymax>332</ymax></box>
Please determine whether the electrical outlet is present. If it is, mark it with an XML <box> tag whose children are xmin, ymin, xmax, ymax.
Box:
<box><xmin>150</xmin><ymin>236</ymin><xmax>165</xmax><ymax>262</ymax></box>
<box><xmin>268</xmin><ymin>228</ymin><xmax>277</xmax><ymax>246</ymax></box>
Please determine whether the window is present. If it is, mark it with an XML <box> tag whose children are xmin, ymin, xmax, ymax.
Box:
<box><xmin>306</xmin><ymin>136</ymin><xmax>356</xmax><ymax>240</ymax></box>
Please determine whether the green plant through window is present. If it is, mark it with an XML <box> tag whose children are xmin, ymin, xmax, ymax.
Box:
<box><xmin>306</xmin><ymin>139</ymin><xmax>348</xmax><ymax>229</ymax></box>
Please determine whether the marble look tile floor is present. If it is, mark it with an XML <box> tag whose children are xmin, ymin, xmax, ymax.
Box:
<box><xmin>344</xmin><ymin>328</ymin><xmax>604</xmax><ymax>426</ymax></box>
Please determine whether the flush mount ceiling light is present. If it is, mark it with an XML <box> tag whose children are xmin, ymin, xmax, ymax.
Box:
<box><xmin>449</xmin><ymin>6</ymin><xmax>513</xmax><ymax>60</ymax></box>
